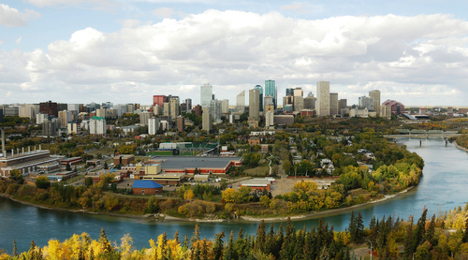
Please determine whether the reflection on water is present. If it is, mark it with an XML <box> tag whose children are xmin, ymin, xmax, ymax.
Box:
<box><xmin>1</xmin><ymin>138</ymin><xmax>467</xmax><ymax>253</ymax></box>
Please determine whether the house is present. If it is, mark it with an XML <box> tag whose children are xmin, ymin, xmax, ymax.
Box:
<box><xmin>132</xmin><ymin>180</ymin><xmax>163</xmax><ymax>195</ymax></box>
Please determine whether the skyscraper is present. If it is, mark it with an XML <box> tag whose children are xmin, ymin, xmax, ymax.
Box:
<box><xmin>249</xmin><ymin>89</ymin><xmax>260</xmax><ymax>120</ymax></box>
<box><xmin>265</xmin><ymin>80</ymin><xmax>276</xmax><ymax>109</ymax></box>
<box><xmin>185</xmin><ymin>98</ymin><xmax>192</xmax><ymax>110</ymax></box>
<box><xmin>148</xmin><ymin>118</ymin><xmax>160</xmax><ymax>135</ymax></box>
<box><xmin>359</xmin><ymin>96</ymin><xmax>374</xmax><ymax>111</ymax></box>
<box><xmin>169</xmin><ymin>96</ymin><xmax>180</xmax><ymax>120</ymax></box>
<box><xmin>236</xmin><ymin>90</ymin><xmax>245</xmax><ymax>112</ymax></box>
<box><xmin>369</xmin><ymin>90</ymin><xmax>381</xmax><ymax>114</ymax></box>
<box><xmin>330</xmin><ymin>93</ymin><xmax>339</xmax><ymax>115</ymax></box>
<box><xmin>221</xmin><ymin>99</ymin><xmax>229</xmax><ymax>114</ymax></box>
<box><xmin>316</xmin><ymin>81</ymin><xmax>330</xmax><ymax>116</ymax></box>
<box><xmin>200</xmin><ymin>84</ymin><xmax>213</xmax><ymax>108</ymax></box>
<box><xmin>254</xmin><ymin>85</ymin><xmax>263</xmax><ymax>112</ymax></box>
<box><xmin>202</xmin><ymin>107</ymin><xmax>212</xmax><ymax>132</ymax></box>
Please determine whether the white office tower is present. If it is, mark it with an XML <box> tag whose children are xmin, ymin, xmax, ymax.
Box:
<box><xmin>221</xmin><ymin>99</ymin><xmax>229</xmax><ymax>114</ymax></box>
<box><xmin>67</xmin><ymin>123</ymin><xmax>79</xmax><ymax>134</ymax></box>
<box><xmin>19</xmin><ymin>105</ymin><xmax>36</xmax><ymax>119</ymax></box>
<box><xmin>329</xmin><ymin>93</ymin><xmax>339</xmax><ymax>115</ymax></box>
<box><xmin>210</xmin><ymin>99</ymin><xmax>222</xmax><ymax>123</ymax></box>
<box><xmin>236</xmin><ymin>90</ymin><xmax>245</xmax><ymax>112</ymax></box>
<box><xmin>89</xmin><ymin>116</ymin><xmax>106</xmax><ymax>136</ymax></box>
<box><xmin>359</xmin><ymin>96</ymin><xmax>375</xmax><ymax>111</ymax></box>
<box><xmin>68</xmin><ymin>104</ymin><xmax>80</xmax><ymax>112</ymax></box>
<box><xmin>200</xmin><ymin>84</ymin><xmax>213</xmax><ymax>108</ymax></box>
<box><xmin>316</xmin><ymin>81</ymin><xmax>330</xmax><ymax>116</ymax></box>
<box><xmin>369</xmin><ymin>90</ymin><xmax>381</xmax><ymax>114</ymax></box>
<box><xmin>36</xmin><ymin>113</ymin><xmax>48</xmax><ymax>124</ymax></box>
<box><xmin>265</xmin><ymin>111</ymin><xmax>274</xmax><ymax>129</ymax></box>
<box><xmin>148</xmin><ymin>118</ymin><xmax>160</xmax><ymax>135</ymax></box>
<box><xmin>202</xmin><ymin>107</ymin><xmax>212</xmax><ymax>132</ymax></box>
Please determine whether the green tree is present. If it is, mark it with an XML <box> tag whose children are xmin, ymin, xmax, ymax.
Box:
<box><xmin>104</xmin><ymin>162</ymin><xmax>108</xmax><ymax>169</ymax></box>
<box><xmin>66</xmin><ymin>163</ymin><xmax>72</xmax><ymax>171</ymax></box>
<box><xmin>9</xmin><ymin>169</ymin><xmax>24</xmax><ymax>184</ymax></box>
<box><xmin>85</xmin><ymin>177</ymin><xmax>94</xmax><ymax>187</ymax></box>
<box><xmin>35</xmin><ymin>176</ymin><xmax>51</xmax><ymax>189</ymax></box>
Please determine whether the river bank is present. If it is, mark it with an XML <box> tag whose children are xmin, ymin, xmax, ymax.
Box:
<box><xmin>239</xmin><ymin>186</ymin><xmax>415</xmax><ymax>222</ymax></box>
<box><xmin>454</xmin><ymin>141</ymin><xmax>468</xmax><ymax>153</ymax></box>
<box><xmin>0</xmin><ymin>185</ymin><xmax>415</xmax><ymax>224</ymax></box>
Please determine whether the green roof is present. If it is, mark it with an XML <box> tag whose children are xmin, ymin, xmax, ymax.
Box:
<box><xmin>91</xmin><ymin>116</ymin><xmax>105</xmax><ymax>120</ymax></box>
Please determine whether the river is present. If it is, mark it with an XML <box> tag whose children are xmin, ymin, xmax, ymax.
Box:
<box><xmin>1</xmin><ymin>138</ymin><xmax>467</xmax><ymax>253</ymax></box>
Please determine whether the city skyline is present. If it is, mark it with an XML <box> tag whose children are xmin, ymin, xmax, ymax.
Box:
<box><xmin>1</xmin><ymin>1</ymin><xmax>468</xmax><ymax>106</ymax></box>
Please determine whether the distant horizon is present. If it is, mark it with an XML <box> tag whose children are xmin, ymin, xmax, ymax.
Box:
<box><xmin>1</xmin><ymin>1</ymin><xmax>468</xmax><ymax>106</ymax></box>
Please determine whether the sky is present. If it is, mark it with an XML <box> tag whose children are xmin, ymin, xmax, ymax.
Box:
<box><xmin>1</xmin><ymin>0</ymin><xmax>468</xmax><ymax>107</ymax></box>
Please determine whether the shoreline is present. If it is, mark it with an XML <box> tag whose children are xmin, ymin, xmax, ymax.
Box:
<box><xmin>454</xmin><ymin>141</ymin><xmax>468</xmax><ymax>153</ymax></box>
<box><xmin>239</xmin><ymin>186</ymin><xmax>415</xmax><ymax>222</ymax></box>
<box><xmin>0</xmin><ymin>185</ymin><xmax>416</xmax><ymax>224</ymax></box>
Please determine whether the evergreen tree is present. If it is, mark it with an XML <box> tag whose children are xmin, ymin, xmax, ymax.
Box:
<box><xmin>174</xmin><ymin>230</ymin><xmax>180</xmax><ymax>245</ymax></box>
<box><xmin>425</xmin><ymin>214</ymin><xmax>436</xmax><ymax>245</ymax></box>
<box><xmin>99</xmin><ymin>228</ymin><xmax>113</xmax><ymax>253</ymax></box>
<box><xmin>265</xmin><ymin>223</ymin><xmax>275</xmax><ymax>256</ymax></box>
<box><xmin>201</xmin><ymin>238</ymin><xmax>209</xmax><ymax>260</ymax></box>
<box><xmin>213</xmin><ymin>231</ymin><xmax>225</xmax><ymax>260</ymax></box>
<box><xmin>348</xmin><ymin>211</ymin><xmax>356</xmax><ymax>241</ymax></box>
<box><xmin>66</xmin><ymin>163</ymin><xmax>71</xmax><ymax>171</ymax></box>
<box><xmin>355</xmin><ymin>212</ymin><xmax>365</xmax><ymax>242</ymax></box>
<box><xmin>463</xmin><ymin>217</ymin><xmax>468</xmax><ymax>243</ymax></box>
<box><xmin>224</xmin><ymin>231</ymin><xmax>235</xmax><ymax>260</ymax></box>
<box><xmin>412</xmin><ymin>208</ymin><xmax>428</xmax><ymax>252</ymax></box>
<box><xmin>191</xmin><ymin>224</ymin><xmax>201</xmax><ymax>248</ymax></box>
<box><xmin>255</xmin><ymin>220</ymin><xmax>266</xmax><ymax>253</ymax></box>
<box><xmin>404</xmin><ymin>215</ymin><xmax>414</xmax><ymax>259</ymax></box>
<box><xmin>183</xmin><ymin>234</ymin><xmax>189</xmax><ymax>251</ymax></box>
<box><xmin>13</xmin><ymin>239</ymin><xmax>17</xmax><ymax>257</ymax></box>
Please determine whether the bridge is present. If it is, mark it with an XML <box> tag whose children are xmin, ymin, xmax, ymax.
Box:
<box><xmin>383</xmin><ymin>129</ymin><xmax>461</xmax><ymax>139</ymax></box>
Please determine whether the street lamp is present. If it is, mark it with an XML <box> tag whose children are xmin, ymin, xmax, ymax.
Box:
<box><xmin>365</xmin><ymin>239</ymin><xmax>373</xmax><ymax>260</ymax></box>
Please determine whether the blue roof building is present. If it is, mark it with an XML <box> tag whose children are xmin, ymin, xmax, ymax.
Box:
<box><xmin>132</xmin><ymin>180</ymin><xmax>163</xmax><ymax>195</ymax></box>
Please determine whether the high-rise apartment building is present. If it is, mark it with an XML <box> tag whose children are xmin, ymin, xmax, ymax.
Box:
<box><xmin>36</xmin><ymin>113</ymin><xmax>47</xmax><ymax>124</ymax></box>
<box><xmin>330</xmin><ymin>93</ymin><xmax>339</xmax><ymax>115</ymax></box>
<box><xmin>293</xmin><ymin>88</ymin><xmax>303</xmax><ymax>97</ymax></box>
<box><xmin>316</xmin><ymin>81</ymin><xmax>330</xmax><ymax>116</ymax></box>
<box><xmin>202</xmin><ymin>107</ymin><xmax>212</xmax><ymax>132</ymax></box>
<box><xmin>304</xmin><ymin>96</ymin><xmax>316</xmax><ymax>110</ymax></box>
<box><xmin>0</xmin><ymin>109</ymin><xmax>3</xmax><ymax>123</ymax></box>
<box><xmin>19</xmin><ymin>105</ymin><xmax>36</xmax><ymax>119</ymax></box>
<box><xmin>163</xmin><ymin>102</ymin><xmax>170</xmax><ymax>117</ymax></box>
<box><xmin>265</xmin><ymin>80</ymin><xmax>276</xmax><ymax>109</ymax></box>
<box><xmin>139</xmin><ymin>111</ymin><xmax>152</xmax><ymax>125</ymax></box>
<box><xmin>254</xmin><ymin>85</ymin><xmax>263</xmax><ymax>112</ymax></box>
<box><xmin>265</xmin><ymin>111</ymin><xmax>274</xmax><ymax>129</ymax></box>
<box><xmin>338</xmin><ymin>99</ymin><xmax>347</xmax><ymax>110</ymax></box>
<box><xmin>221</xmin><ymin>99</ymin><xmax>229</xmax><ymax>114</ymax></box>
<box><xmin>169</xmin><ymin>96</ymin><xmax>180</xmax><ymax>120</ymax></box>
<box><xmin>236</xmin><ymin>90</ymin><xmax>245</xmax><ymax>112</ymax></box>
<box><xmin>58</xmin><ymin>110</ymin><xmax>71</xmax><ymax>127</ymax></box>
<box><xmin>294</xmin><ymin>96</ymin><xmax>304</xmax><ymax>112</ymax></box>
<box><xmin>153</xmin><ymin>95</ymin><xmax>167</xmax><ymax>107</ymax></box>
<box><xmin>194</xmin><ymin>105</ymin><xmax>202</xmax><ymax>117</ymax></box>
<box><xmin>67</xmin><ymin>123</ymin><xmax>79</xmax><ymax>135</ymax></box>
<box><xmin>249</xmin><ymin>89</ymin><xmax>260</xmax><ymax>120</ymax></box>
<box><xmin>43</xmin><ymin>118</ymin><xmax>58</xmax><ymax>137</ymax></box>
<box><xmin>148</xmin><ymin>118</ymin><xmax>160</xmax><ymax>135</ymax></box>
<box><xmin>67</xmin><ymin>104</ymin><xmax>81</xmax><ymax>112</ymax></box>
<box><xmin>264</xmin><ymin>95</ymin><xmax>273</xmax><ymax>110</ymax></box>
<box><xmin>359</xmin><ymin>96</ymin><xmax>374</xmax><ymax>111</ymax></box>
<box><xmin>40</xmin><ymin>101</ymin><xmax>58</xmax><ymax>117</ymax></box>
<box><xmin>210</xmin><ymin>99</ymin><xmax>221</xmax><ymax>122</ymax></box>
<box><xmin>177</xmin><ymin>116</ymin><xmax>185</xmax><ymax>133</ymax></box>
<box><xmin>89</xmin><ymin>116</ymin><xmax>106</xmax><ymax>136</ymax></box>
<box><xmin>96</xmin><ymin>108</ymin><xmax>106</xmax><ymax>118</ymax></box>
<box><xmin>369</xmin><ymin>90</ymin><xmax>381</xmax><ymax>114</ymax></box>
<box><xmin>185</xmin><ymin>98</ymin><xmax>192</xmax><ymax>110</ymax></box>
<box><xmin>200</xmin><ymin>84</ymin><xmax>213</xmax><ymax>108</ymax></box>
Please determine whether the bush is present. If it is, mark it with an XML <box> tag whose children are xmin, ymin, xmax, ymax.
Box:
<box><xmin>35</xmin><ymin>176</ymin><xmax>51</xmax><ymax>189</ymax></box>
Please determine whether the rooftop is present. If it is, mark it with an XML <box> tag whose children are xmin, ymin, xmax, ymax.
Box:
<box><xmin>149</xmin><ymin>156</ymin><xmax>242</xmax><ymax>169</ymax></box>
<box><xmin>132</xmin><ymin>180</ymin><xmax>163</xmax><ymax>189</ymax></box>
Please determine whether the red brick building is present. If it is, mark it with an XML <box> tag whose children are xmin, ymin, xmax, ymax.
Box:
<box><xmin>132</xmin><ymin>180</ymin><xmax>163</xmax><ymax>195</ymax></box>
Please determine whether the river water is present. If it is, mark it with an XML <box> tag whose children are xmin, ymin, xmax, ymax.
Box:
<box><xmin>1</xmin><ymin>138</ymin><xmax>467</xmax><ymax>253</ymax></box>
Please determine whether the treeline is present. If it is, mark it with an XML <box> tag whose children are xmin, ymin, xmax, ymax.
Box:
<box><xmin>4</xmin><ymin>205</ymin><xmax>468</xmax><ymax>259</ymax></box>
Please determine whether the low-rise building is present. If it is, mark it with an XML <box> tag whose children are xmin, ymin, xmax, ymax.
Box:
<box><xmin>114</xmin><ymin>155</ymin><xmax>135</xmax><ymax>166</ymax></box>
<box><xmin>132</xmin><ymin>180</ymin><xmax>163</xmax><ymax>195</ymax></box>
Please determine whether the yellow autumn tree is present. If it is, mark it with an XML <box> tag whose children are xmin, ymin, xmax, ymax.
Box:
<box><xmin>184</xmin><ymin>189</ymin><xmax>194</xmax><ymax>200</ymax></box>
<box><xmin>221</xmin><ymin>188</ymin><xmax>236</xmax><ymax>203</ymax></box>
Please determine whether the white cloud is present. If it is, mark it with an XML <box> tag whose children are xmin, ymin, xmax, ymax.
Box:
<box><xmin>151</xmin><ymin>7</ymin><xmax>185</xmax><ymax>19</ymax></box>
<box><xmin>0</xmin><ymin>4</ymin><xmax>40</xmax><ymax>27</ymax></box>
<box><xmin>16</xmin><ymin>37</ymin><xmax>22</xmax><ymax>44</ymax></box>
<box><xmin>3</xmin><ymin>10</ymin><xmax>468</xmax><ymax>105</ymax></box>
<box><xmin>26</xmin><ymin>0</ymin><xmax>111</xmax><ymax>7</ymax></box>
